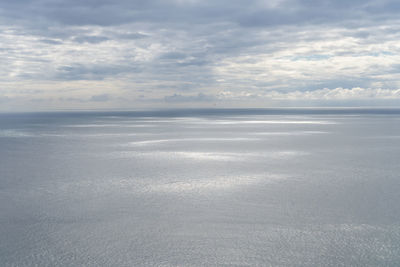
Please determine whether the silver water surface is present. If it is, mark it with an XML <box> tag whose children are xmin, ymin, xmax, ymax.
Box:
<box><xmin>1</xmin><ymin>110</ymin><xmax>400</xmax><ymax>266</ymax></box>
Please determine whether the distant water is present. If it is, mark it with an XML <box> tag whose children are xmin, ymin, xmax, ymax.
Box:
<box><xmin>1</xmin><ymin>109</ymin><xmax>400</xmax><ymax>266</ymax></box>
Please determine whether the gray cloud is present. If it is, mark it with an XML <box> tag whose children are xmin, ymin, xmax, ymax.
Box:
<box><xmin>115</xmin><ymin>32</ymin><xmax>148</xmax><ymax>40</ymax></box>
<box><xmin>90</xmin><ymin>94</ymin><xmax>111</xmax><ymax>102</ymax></box>
<box><xmin>1</xmin><ymin>0</ymin><xmax>400</xmax><ymax>110</ymax></box>
<box><xmin>2</xmin><ymin>0</ymin><xmax>399</xmax><ymax>29</ymax></box>
<box><xmin>164</xmin><ymin>93</ymin><xmax>216</xmax><ymax>103</ymax></box>
<box><xmin>0</xmin><ymin>96</ymin><xmax>10</xmax><ymax>103</ymax></box>
<box><xmin>55</xmin><ymin>64</ymin><xmax>141</xmax><ymax>80</ymax></box>
<box><xmin>39</xmin><ymin>39</ymin><xmax>63</xmax><ymax>45</ymax></box>
<box><xmin>72</xmin><ymin>35</ymin><xmax>109</xmax><ymax>44</ymax></box>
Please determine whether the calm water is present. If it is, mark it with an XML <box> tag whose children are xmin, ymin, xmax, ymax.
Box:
<box><xmin>1</xmin><ymin>109</ymin><xmax>400</xmax><ymax>266</ymax></box>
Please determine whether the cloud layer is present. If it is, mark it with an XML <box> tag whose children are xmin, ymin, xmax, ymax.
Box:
<box><xmin>1</xmin><ymin>0</ymin><xmax>400</xmax><ymax>110</ymax></box>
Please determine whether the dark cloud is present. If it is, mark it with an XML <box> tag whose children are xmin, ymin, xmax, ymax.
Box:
<box><xmin>2</xmin><ymin>0</ymin><xmax>399</xmax><ymax>29</ymax></box>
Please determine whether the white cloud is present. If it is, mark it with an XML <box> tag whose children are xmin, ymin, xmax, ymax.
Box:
<box><xmin>218</xmin><ymin>87</ymin><xmax>400</xmax><ymax>103</ymax></box>
<box><xmin>269</xmin><ymin>87</ymin><xmax>400</xmax><ymax>100</ymax></box>
<box><xmin>1</xmin><ymin>1</ymin><xmax>400</xmax><ymax>110</ymax></box>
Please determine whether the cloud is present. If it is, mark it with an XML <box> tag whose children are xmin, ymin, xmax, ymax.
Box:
<box><xmin>164</xmin><ymin>93</ymin><xmax>216</xmax><ymax>103</ymax></box>
<box><xmin>1</xmin><ymin>0</ymin><xmax>400</xmax><ymax>110</ymax></box>
<box><xmin>115</xmin><ymin>32</ymin><xmax>148</xmax><ymax>40</ymax></box>
<box><xmin>72</xmin><ymin>35</ymin><xmax>110</xmax><ymax>44</ymax></box>
<box><xmin>90</xmin><ymin>94</ymin><xmax>111</xmax><ymax>102</ymax></box>
<box><xmin>2</xmin><ymin>0</ymin><xmax>399</xmax><ymax>29</ymax></box>
<box><xmin>219</xmin><ymin>87</ymin><xmax>400</xmax><ymax>101</ymax></box>
<box><xmin>273</xmin><ymin>87</ymin><xmax>400</xmax><ymax>100</ymax></box>
<box><xmin>0</xmin><ymin>96</ymin><xmax>10</xmax><ymax>103</ymax></box>
<box><xmin>39</xmin><ymin>39</ymin><xmax>63</xmax><ymax>45</ymax></box>
<box><xmin>55</xmin><ymin>64</ymin><xmax>140</xmax><ymax>80</ymax></box>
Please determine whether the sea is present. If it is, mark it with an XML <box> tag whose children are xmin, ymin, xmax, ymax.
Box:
<box><xmin>1</xmin><ymin>108</ymin><xmax>400</xmax><ymax>266</ymax></box>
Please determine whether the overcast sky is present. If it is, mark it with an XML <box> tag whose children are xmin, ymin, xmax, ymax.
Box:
<box><xmin>1</xmin><ymin>0</ymin><xmax>400</xmax><ymax>110</ymax></box>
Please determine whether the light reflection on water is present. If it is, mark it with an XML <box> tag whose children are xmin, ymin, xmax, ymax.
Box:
<box><xmin>1</xmin><ymin>110</ymin><xmax>400</xmax><ymax>266</ymax></box>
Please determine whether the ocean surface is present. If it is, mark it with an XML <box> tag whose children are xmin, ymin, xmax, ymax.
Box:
<box><xmin>1</xmin><ymin>108</ymin><xmax>400</xmax><ymax>266</ymax></box>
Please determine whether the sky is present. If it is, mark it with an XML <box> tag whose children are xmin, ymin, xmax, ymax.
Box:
<box><xmin>1</xmin><ymin>0</ymin><xmax>400</xmax><ymax>111</ymax></box>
